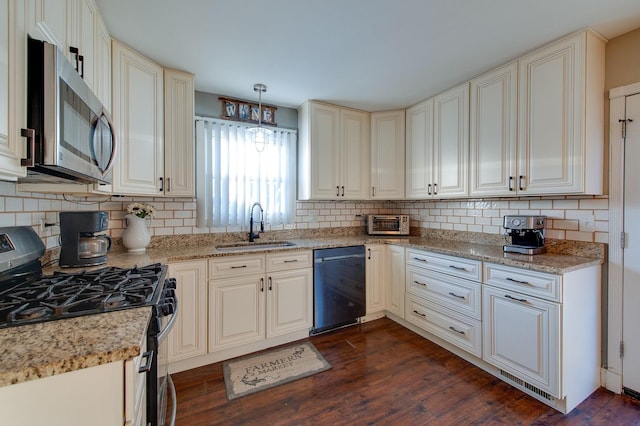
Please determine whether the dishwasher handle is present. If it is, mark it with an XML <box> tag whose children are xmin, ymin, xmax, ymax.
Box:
<box><xmin>314</xmin><ymin>253</ymin><xmax>365</xmax><ymax>263</ymax></box>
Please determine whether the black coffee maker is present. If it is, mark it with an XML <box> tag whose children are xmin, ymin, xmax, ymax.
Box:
<box><xmin>59</xmin><ymin>211</ymin><xmax>112</xmax><ymax>267</ymax></box>
<box><xmin>503</xmin><ymin>215</ymin><xmax>547</xmax><ymax>255</ymax></box>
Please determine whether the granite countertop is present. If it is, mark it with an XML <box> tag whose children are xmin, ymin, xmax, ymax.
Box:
<box><xmin>2</xmin><ymin>232</ymin><xmax>603</xmax><ymax>388</ymax></box>
<box><xmin>0</xmin><ymin>307</ymin><xmax>151</xmax><ymax>388</ymax></box>
<box><xmin>100</xmin><ymin>235</ymin><xmax>602</xmax><ymax>275</ymax></box>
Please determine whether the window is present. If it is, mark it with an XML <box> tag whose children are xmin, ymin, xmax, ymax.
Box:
<box><xmin>195</xmin><ymin>117</ymin><xmax>297</xmax><ymax>228</ymax></box>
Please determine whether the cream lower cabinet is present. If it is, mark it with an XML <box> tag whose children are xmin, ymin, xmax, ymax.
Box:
<box><xmin>365</xmin><ymin>244</ymin><xmax>386</xmax><ymax>315</ymax></box>
<box><xmin>482</xmin><ymin>262</ymin><xmax>601</xmax><ymax>413</ymax></box>
<box><xmin>386</xmin><ymin>245</ymin><xmax>405</xmax><ymax>318</ymax></box>
<box><xmin>404</xmin><ymin>249</ymin><xmax>482</xmax><ymax>357</ymax></box>
<box><xmin>0</xmin><ymin>354</ymin><xmax>146</xmax><ymax>426</ymax></box>
<box><xmin>167</xmin><ymin>260</ymin><xmax>207</xmax><ymax>363</ymax></box>
<box><xmin>208</xmin><ymin>251</ymin><xmax>312</xmax><ymax>352</ymax></box>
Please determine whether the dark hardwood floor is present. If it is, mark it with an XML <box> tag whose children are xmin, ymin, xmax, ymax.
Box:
<box><xmin>171</xmin><ymin>318</ymin><xmax>640</xmax><ymax>425</ymax></box>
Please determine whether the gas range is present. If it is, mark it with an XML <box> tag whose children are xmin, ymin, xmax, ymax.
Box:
<box><xmin>0</xmin><ymin>263</ymin><xmax>171</xmax><ymax>328</ymax></box>
<box><xmin>0</xmin><ymin>225</ymin><xmax>178</xmax><ymax>425</ymax></box>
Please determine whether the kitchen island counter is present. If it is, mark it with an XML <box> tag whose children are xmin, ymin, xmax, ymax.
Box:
<box><xmin>0</xmin><ymin>307</ymin><xmax>151</xmax><ymax>387</ymax></box>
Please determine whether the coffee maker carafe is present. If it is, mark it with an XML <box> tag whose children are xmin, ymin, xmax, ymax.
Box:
<box><xmin>59</xmin><ymin>211</ymin><xmax>112</xmax><ymax>267</ymax></box>
<box><xmin>503</xmin><ymin>215</ymin><xmax>547</xmax><ymax>255</ymax></box>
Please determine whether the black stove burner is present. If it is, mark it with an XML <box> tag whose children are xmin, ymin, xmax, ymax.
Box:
<box><xmin>0</xmin><ymin>263</ymin><xmax>167</xmax><ymax>328</ymax></box>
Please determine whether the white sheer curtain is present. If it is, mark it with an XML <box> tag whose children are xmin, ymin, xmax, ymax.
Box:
<box><xmin>195</xmin><ymin>117</ymin><xmax>297</xmax><ymax>228</ymax></box>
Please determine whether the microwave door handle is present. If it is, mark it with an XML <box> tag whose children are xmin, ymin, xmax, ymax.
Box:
<box><xmin>157</xmin><ymin>297</ymin><xmax>179</xmax><ymax>342</ymax></box>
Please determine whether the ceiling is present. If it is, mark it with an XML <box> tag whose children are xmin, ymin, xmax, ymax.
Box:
<box><xmin>95</xmin><ymin>0</ymin><xmax>640</xmax><ymax>112</ymax></box>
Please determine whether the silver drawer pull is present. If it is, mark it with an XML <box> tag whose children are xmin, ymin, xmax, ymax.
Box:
<box><xmin>449</xmin><ymin>326</ymin><xmax>465</xmax><ymax>335</ymax></box>
<box><xmin>231</xmin><ymin>265</ymin><xmax>247</xmax><ymax>269</ymax></box>
<box><xmin>448</xmin><ymin>292</ymin><xmax>465</xmax><ymax>300</ymax></box>
<box><xmin>505</xmin><ymin>294</ymin><xmax>527</xmax><ymax>303</ymax></box>
<box><xmin>283</xmin><ymin>259</ymin><xmax>298</xmax><ymax>263</ymax></box>
<box><xmin>413</xmin><ymin>257</ymin><xmax>427</xmax><ymax>263</ymax></box>
<box><xmin>413</xmin><ymin>280</ymin><xmax>427</xmax><ymax>287</ymax></box>
<box><xmin>449</xmin><ymin>265</ymin><xmax>468</xmax><ymax>272</ymax></box>
<box><xmin>413</xmin><ymin>310</ymin><xmax>426</xmax><ymax>317</ymax></box>
<box><xmin>506</xmin><ymin>277</ymin><xmax>531</xmax><ymax>285</ymax></box>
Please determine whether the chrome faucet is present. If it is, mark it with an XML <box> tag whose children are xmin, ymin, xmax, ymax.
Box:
<box><xmin>249</xmin><ymin>202</ymin><xmax>264</xmax><ymax>242</ymax></box>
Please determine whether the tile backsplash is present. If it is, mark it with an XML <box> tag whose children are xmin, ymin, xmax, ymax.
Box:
<box><xmin>0</xmin><ymin>181</ymin><xmax>609</xmax><ymax>249</ymax></box>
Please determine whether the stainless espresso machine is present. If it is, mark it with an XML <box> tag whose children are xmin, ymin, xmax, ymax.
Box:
<box><xmin>503</xmin><ymin>215</ymin><xmax>547</xmax><ymax>255</ymax></box>
<box><xmin>59</xmin><ymin>211</ymin><xmax>112</xmax><ymax>267</ymax></box>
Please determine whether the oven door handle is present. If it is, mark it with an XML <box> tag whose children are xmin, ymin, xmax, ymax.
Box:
<box><xmin>157</xmin><ymin>296</ymin><xmax>179</xmax><ymax>342</ymax></box>
<box><xmin>167</xmin><ymin>373</ymin><xmax>177</xmax><ymax>426</ymax></box>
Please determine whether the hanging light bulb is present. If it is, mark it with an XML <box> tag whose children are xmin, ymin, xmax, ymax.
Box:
<box><xmin>247</xmin><ymin>83</ymin><xmax>273</xmax><ymax>152</ymax></box>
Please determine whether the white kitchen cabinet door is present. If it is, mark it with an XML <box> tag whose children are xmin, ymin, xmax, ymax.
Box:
<box><xmin>517</xmin><ymin>30</ymin><xmax>605</xmax><ymax>195</ymax></box>
<box><xmin>164</xmin><ymin>68</ymin><xmax>195</xmax><ymax>197</ymax></box>
<box><xmin>433</xmin><ymin>82</ymin><xmax>469</xmax><ymax>198</ymax></box>
<box><xmin>111</xmin><ymin>39</ymin><xmax>164</xmax><ymax>195</ymax></box>
<box><xmin>371</xmin><ymin>109</ymin><xmax>405</xmax><ymax>199</ymax></box>
<box><xmin>208</xmin><ymin>274</ymin><xmax>266</xmax><ymax>351</ymax></box>
<box><xmin>27</xmin><ymin>0</ymin><xmax>68</xmax><ymax>48</ymax></box>
<box><xmin>470</xmin><ymin>62</ymin><xmax>518</xmax><ymax>196</ymax></box>
<box><xmin>94</xmin><ymin>12</ymin><xmax>111</xmax><ymax>112</ymax></box>
<box><xmin>0</xmin><ymin>0</ymin><xmax>27</xmax><ymax>181</ymax></box>
<box><xmin>266</xmin><ymin>268</ymin><xmax>313</xmax><ymax>338</ymax></box>
<box><xmin>386</xmin><ymin>245</ymin><xmax>405</xmax><ymax>318</ymax></box>
<box><xmin>483</xmin><ymin>285</ymin><xmax>560</xmax><ymax>397</ymax></box>
<box><xmin>167</xmin><ymin>260</ymin><xmax>207</xmax><ymax>363</ymax></box>
<box><xmin>405</xmin><ymin>98</ymin><xmax>434</xmax><ymax>199</ymax></box>
<box><xmin>70</xmin><ymin>0</ymin><xmax>97</xmax><ymax>91</ymax></box>
<box><xmin>365</xmin><ymin>244</ymin><xmax>386</xmax><ymax>314</ymax></box>
<box><xmin>298</xmin><ymin>101</ymin><xmax>369</xmax><ymax>200</ymax></box>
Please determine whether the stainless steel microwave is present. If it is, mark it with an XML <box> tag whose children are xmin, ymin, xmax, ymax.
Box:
<box><xmin>367</xmin><ymin>215</ymin><xmax>410</xmax><ymax>236</ymax></box>
<box><xmin>20</xmin><ymin>37</ymin><xmax>116</xmax><ymax>184</ymax></box>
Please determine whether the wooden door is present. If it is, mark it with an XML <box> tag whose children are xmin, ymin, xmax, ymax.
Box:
<box><xmin>340</xmin><ymin>108</ymin><xmax>370</xmax><ymax>199</ymax></box>
<box><xmin>365</xmin><ymin>245</ymin><xmax>386</xmax><ymax>314</ymax></box>
<box><xmin>309</xmin><ymin>102</ymin><xmax>341</xmax><ymax>198</ymax></box>
<box><xmin>623</xmin><ymin>92</ymin><xmax>640</xmax><ymax>394</ymax></box>
<box><xmin>386</xmin><ymin>245</ymin><xmax>405</xmax><ymax>318</ymax></box>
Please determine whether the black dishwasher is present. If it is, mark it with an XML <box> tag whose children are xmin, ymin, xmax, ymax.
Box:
<box><xmin>312</xmin><ymin>245</ymin><xmax>366</xmax><ymax>334</ymax></box>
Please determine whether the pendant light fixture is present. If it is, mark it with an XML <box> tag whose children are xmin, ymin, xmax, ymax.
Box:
<box><xmin>248</xmin><ymin>83</ymin><xmax>272</xmax><ymax>152</ymax></box>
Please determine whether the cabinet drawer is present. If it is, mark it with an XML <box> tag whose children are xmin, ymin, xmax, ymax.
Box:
<box><xmin>209</xmin><ymin>254</ymin><xmax>265</xmax><ymax>279</ymax></box>
<box><xmin>266</xmin><ymin>250</ymin><xmax>313</xmax><ymax>272</ymax></box>
<box><xmin>405</xmin><ymin>294</ymin><xmax>482</xmax><ymax>357</ymax></box>
<box><xmin>407</xmin><ymin>249</ymin><xmax>482</xmax><ymax>281</ymax></box>
<box><xmin>407</xmin><ymin>266</ymin><xmax>481</xmax><ymax>320</ymax></box>
<box><xmin>484</xmin><ymin>263</ymin><xmax>561</xmax><ymax>302</ymax></box>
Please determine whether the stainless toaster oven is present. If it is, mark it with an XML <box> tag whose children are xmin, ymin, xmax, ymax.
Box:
<box><xmin>367</xmin><ymin>215</ymin><xmax>410</xmax><ymax>236</ymax></box>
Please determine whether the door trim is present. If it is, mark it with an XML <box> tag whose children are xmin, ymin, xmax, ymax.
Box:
<box><xmin>607</xmin><ymin>82</ymin><xmax>640</xmax><ymax>393</ymax></box>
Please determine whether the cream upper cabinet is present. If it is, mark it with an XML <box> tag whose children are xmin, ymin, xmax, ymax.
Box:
<box><xmin>405</xmin><ymin>82</ymin><xmax>469</xmax><ymax>199</ymax></box>
<box><xmin>167</xmin><ymin>260</ymin><xmax>207</xmax><ymax>363</ymax></box>
<box><xmin>469</xmin><ymin>62</ymin><xmax>518</xmax><ymax>196</ymax></box>
<box><xmin>405</xmin><ymin>98</ymin><xmax>434</xmax><ymax>198</ymax></box>
<box><xmin>371</xmin><ymin>110</ymin><xmax>405</xmax><ymax>199</ymax></box>
<box><xmin>111</xmin><ymin>39</ymin><xmax>164</xmax><ymax>195</ymax></box>
<box><xmin>517</xmin><ymin>30</ymin><xmax>605</xmax><ymax>195</ymax></box>
<box><xmin>433</xmin><ymin>83</ymin><xmax>469</xmax><ymax>198</ymax></box>
<box><xmin>68</xmin><ymin>0</ymin><xmax>97</xmax><ymax>91</ymax></box>
<box><xmin>0</xmin><ymin>0</ymin><xmax>27</xmax><ymax>181</ymax></box>
<box><xmin>298</xmin><ymin>100</ymin><xmax>370</xmax><ymax>200</ymax></box>
<box><xmin>94</xmin><ymin>12</ymin><xmax>111</xmax><ymax>112</ymax></box>
<box><xmin>163</xmin><ymin>68</ymin><xmax>195</xmax><ymax>197</ymax></box>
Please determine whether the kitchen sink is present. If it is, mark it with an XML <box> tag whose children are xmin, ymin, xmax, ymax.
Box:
<box><xmin>215</xmin><ymin>241</ymin><xmax>296</xmax><ymax>251</ymax></box>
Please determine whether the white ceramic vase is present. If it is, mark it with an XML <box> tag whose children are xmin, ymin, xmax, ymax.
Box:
<box><xmin>122</xmin><ymin>214</ymin><xmax>151</xmax><ymax>253</ymax></box>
